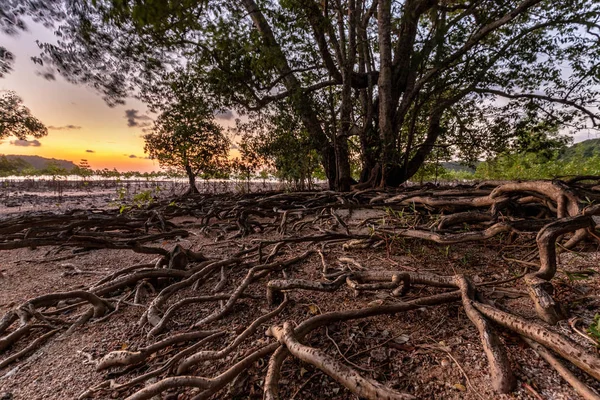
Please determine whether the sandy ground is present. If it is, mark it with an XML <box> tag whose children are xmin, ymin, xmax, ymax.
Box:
<box><xmin>0</xmin><ymin>185</ymin><xmax>599</xmax><ymax>400</ymax></box>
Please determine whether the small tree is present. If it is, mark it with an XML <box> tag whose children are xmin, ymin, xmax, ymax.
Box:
<box><xmin>0</xmin><ymin>91</ymin><xmax>47</xmax><ymax>139</ymax></box>
<box><xmin>144</xmin><ymin>86</ymin><xmax>230</xmax><ymax>195</ymax></box>
<box><xmin>230</xmin><ymin>157</ymin><xmax>260</xmax><ymax>194</ymax></box>
<box><xmin>74</xmin><ymin>159</ymin><xmax>93</xmax><ymax>182</ymax></box>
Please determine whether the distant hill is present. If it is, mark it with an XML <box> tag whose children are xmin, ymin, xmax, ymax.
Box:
<box><xmin>560</xmin><ymin>138</ymin><xmax>600</xmax><ymax>161</ymax></box>
<box><xmin>1</xmin><ymin>155</ymin><xmax>77</xmax><ymax>171</ymax></box>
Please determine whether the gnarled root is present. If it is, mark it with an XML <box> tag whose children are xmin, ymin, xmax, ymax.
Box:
<box><xmin>454</xmin><ymin>276</ymin><xmax>515</xmax><ymax>393</ymax></box>
<box><xmin>524</xmin><ymin>275</ymin><xmax>564</xmax><ymax>325</ymax></box>
<box><xmin>176</xmin><ymin>298</ymin><xmax>289</xmax><ymax>374</ymax></box>
<box><xmin>0</xmin><ymin>328</ymin><xmax>59</xmax><ymax>369</ymax></box>
<box><xmin>269</xmin><ymin>322</ymin><xmax>415</xmax><ymax>400</ymax></box>
<box><xmin>527</xmin><ymin>215</ymin><xmax>594</xmax><ymax>323</ymax></box>
<box><xmin>522</xmin><ymin>337</ymin><xmax>600</xmax><ymax>400</ymax></box>
<box><xmin>473</xmin><ymin>302</ymin><xmax>600</xmax><ymax>381</ymax></box>
<box><xmin>125</xmin><ymin>343</ymin><xmax>278</xmax><ymax>400</ymax></box>
<box><xmin>96</xmin><ymin>330</ymin><xmax>220</xmax><ymax>370</ymax></box>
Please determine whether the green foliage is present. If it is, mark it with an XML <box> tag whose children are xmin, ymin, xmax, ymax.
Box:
<box><xmin>0</xmin><ymin>155</ymin><xmax>29</xmax><ymax>177</ymax></box>
<box><xmin>560</xmin><ymin>139</ymin><xmax>600</xmax><ymax>162</ymax></box>
<box><xmin>0</xmin><ymin>90</ymin><xmax>47</xmax><ymax>139</ymax></box>
<box><xmin>512</xmin><ymin>121</ymin><xmax>571</xmax><ymax>160</ymax></box>
<box><xmin>236</xmin><ymin>103</ymin><xmax>320</xmax><ymax>190</ymax></box>
<box><xmin>561</xmin><ymin>269</ymin><xmax>597</xmax><ymax>282</ymax></box>
<box><xmin>96</xmin><ymin>168</ymin><xmax>122</xmax><ymax>179</ymax></box>
<box><xmin>143</xmin><ymin>72</ymin><xmax>230</xmax><ymax>191</ymax></box>
<box><xmin>132</xmin><ymin>190</ymin><xmax>154</xmax><ymax>207</ymax></box>
<box><xmin>73</xmin><ymin>159</ymin><xmax>93</xmax><ymax>180</ymax></box>
<box><xmin>115</xmin><ymin>187</ymin><xmax>127</xmax><ymax>201</ymax></box>
<box><xmin>42</xmin><ymin>162</ymin><xmax>68</xmax><ymax>179</ymax></box>
<box><xmin>475</xmin><ymin>152</ymin><xmax>600</xmax><ymax>180</ymax></box>
<box><xmin>588</xmin><ymin>314</ymin><xmax>600</xmax><ymax>344</ymax></box>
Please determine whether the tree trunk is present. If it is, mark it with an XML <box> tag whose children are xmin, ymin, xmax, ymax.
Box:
<box><xmin>242</xmin><ymin>0</ymin><xmax>336</xmax><ymax>190</ymax></box>
<box><xmin>333</xmin><ymin>0</ymin><xmax>357</xmax><ymax>193</ymax></box>
<box><xmin>334</xmin><ymin>135</ymin><xmax>352</xmax><ymax>192</ymax></box>
<box><xmin>358</xmin><ymin>124</ymin><xmax>379</xmax><ymax>183</ymax></box>
<box><xmin>377</xmin><ymin>0</ymin><xmax>394</xmax><ymax>187</ymax></box>
<box><xmin>321</xmin><ymin>144</ymin><xmax>337</xmax><ymax>190</ymax></box>
<box><xmin>184</xmin><ymin>164</ymin><xmax>199</xmax><ymax>195</ymax></box>
<box><xmin>356</xmin><ymin>4</ymin><xmax>378</xmax><ymax>185</ymax></box>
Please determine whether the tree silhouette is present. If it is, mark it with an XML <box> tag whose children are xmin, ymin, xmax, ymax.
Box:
<box><xmin>143</xmin><ymin>75</ymin><xmax>229</xmax><ymax>195</ymax></box>
<box><xmin>0</xmin><ymin>91</ymin><xmax>47</xmax><ymax>140</ymax></box>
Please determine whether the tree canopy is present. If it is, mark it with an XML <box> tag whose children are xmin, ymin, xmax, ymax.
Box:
<box><xmin>0</xmin><ymin>90</ymin><xmax>47</xmax><ymax>140</ymax></box>
<box><xmin>5</xmin><ymin>0</ymin><xmax>600</xmax><ymax>189</ymax></box>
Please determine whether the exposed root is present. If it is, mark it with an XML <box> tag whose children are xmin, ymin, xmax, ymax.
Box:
<box><xmin>124</xmin><ymin>344</ymin><xmax>279</xmax><ymax>400</ymax></box>
<box><xmin>473</xmin><ymin>302</ymin><xmax>600</xmax><ymax>381</ymax></box>
<box><xmin>454</xmin><ymin>276</ymin><xmax>515</xmax><ymax>393</ymax></box>
<box><xmin>269</xmin><ymin>322</ymin><xmax>415</xmax><ymax>400</ymax></box>
<box><xmin>3</xmin><ymin>182</ymin><xmax>600</xmax><ymax>399</ymax></box>
<box><xmin>96</xmin><ymin>330</ymin><xmax>221</xmax><ymax>370</ymax></box>
<box><xmin>522</xmin><ymin>337</ymin><xmax>600</xmax><ymax>400</ymax></box>
<box><xmin>0</xmin><ymin>329</ymin><xmax>60</xmax><ymax>369</ymax></box>
<box><xmin>177</xmin><ymin>297</ymin><xmax>289</xmax><ymax>374</ymax></box>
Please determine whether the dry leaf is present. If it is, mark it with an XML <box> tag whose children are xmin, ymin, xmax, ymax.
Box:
<box><xmin>308</xmin><ymin>304</ymin><xmax>319</xmax><ymax>315</ymax></box>
<box><xmin>394</xmin><ymin>334</ymin><xmax>410</xmax><ymax>344</ymax></box>
<box><xmin>453</xmin><ymin>383</ymin><xmax>466</xmax><ymax>392</ymax></box>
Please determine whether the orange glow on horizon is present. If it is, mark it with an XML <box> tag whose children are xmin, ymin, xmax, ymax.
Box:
<box><xmin>0</xmin><ymin>21</ymin><xmax>239</xmax><ymax>173</ymax></box>
<box><xmin>0</xmin><ymin>133</ymin><xmax>159</xmax><ymax>172</ymax></box>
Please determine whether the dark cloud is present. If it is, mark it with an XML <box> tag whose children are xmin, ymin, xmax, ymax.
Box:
<box><xmin>128</xmin><ymin>154</ymin><xmax>137</xmax><ymax>158</ymax></box>
<box><xmin>48</xmin><ymin>125</ymin><xmax>82</xmax><ymax>130</ymax></box>
<box><xmin>125</xmin><ymin>109</ymin><xmax>152</xmax><ymax>128</ymax></box>
<box><xmin>214</xmin><ymin>109</ymin><xmax>234</xmax><ymax>120</ymax></box>
<box><xmin>86</xmin><ymin>149</ymin><xmax>95</xmax><ymax>153</ymax></box>
<box><xmin>10</xmin><ymin>139</ymin><xmax>41</xmax><ymax>147</ymax></box>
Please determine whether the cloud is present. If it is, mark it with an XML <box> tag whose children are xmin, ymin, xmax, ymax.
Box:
<box><xmin>48</xmin><ymin>125</ymin><xmax>82</xmax><ymax>130</ymax></box>
<box><xmin>85</xmin><ymin>149</ymin><xmax>95</xmax><ymax>153</ymax></box>
<box><xmin>215</xmin><ymin>109</ymin><xmax>234</xmax><ymax>120</ymax></box>
<box><xmin>230</xmin><ymin>143</ymin><xmax>239</xmax><ymax>150</ymax></box>
<box><xmin>125</xmin><ymin>109</ymin><xmax>152</xmax><ymax>128</ymax></box>
<box><xmin>128</xmin><ymin>154</ymin><xmax>137</xmax><ymax>158</ymax></box>
<box><xmin>10</xmin><ymin>139</ymin><xmax>41</xmax><ymax>147</ymax></box>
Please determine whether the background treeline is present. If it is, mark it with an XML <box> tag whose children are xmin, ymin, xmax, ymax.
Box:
<box><xmin>419</xmin><ymin>138</ymin><xmax>600</xmax><ymax>182</ymax></box>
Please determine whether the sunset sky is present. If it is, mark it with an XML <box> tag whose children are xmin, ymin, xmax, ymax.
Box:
<box><xmin>0</xmin><ymin>21</ymin><xmax>236</xmax><ymax>173</ymax></box>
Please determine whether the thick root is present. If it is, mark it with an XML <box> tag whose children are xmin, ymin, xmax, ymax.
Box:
<box><xmin>269</xmin><ymin>322</ymin><xmax>415</xmax><ymax>400</ymax></box>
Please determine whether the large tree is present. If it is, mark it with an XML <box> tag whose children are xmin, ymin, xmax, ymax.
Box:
<box><xmin>6</xmin><ymin>0</ymin><xmax>600</xmax><ymax>189</ymax></box>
